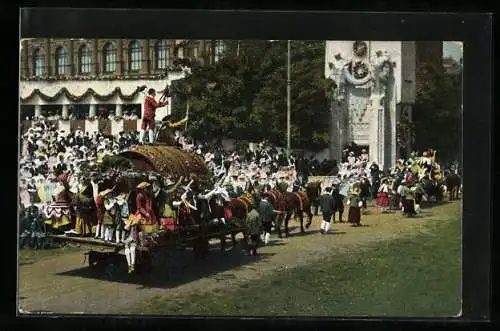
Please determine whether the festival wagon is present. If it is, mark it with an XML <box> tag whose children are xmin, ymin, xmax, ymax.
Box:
<box><xmin>50</xmin><ymin>144</ymin><xmax>248</xmax><ymax>277</ymax></box>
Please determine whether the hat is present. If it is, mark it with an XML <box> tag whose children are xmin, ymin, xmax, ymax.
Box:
<box><xmin>351</xmin><ymin>187</ymin><xmax>361</xmax><ymax>195</ymax></box>
<box><xmin>137</xmin><ymin>182</ymin><xmax>151</xmax><ymax>189</ymax></box>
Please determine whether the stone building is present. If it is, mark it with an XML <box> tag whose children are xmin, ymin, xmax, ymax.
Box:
<box><xmin>19</xmin><ymin>38</ymin><xmax>226</xmax><ymax>135</ymax></box>
<box><xmin>324</xmin><ymin>41</ymin><xmax>442</xmax><ymax>169</ymax></box>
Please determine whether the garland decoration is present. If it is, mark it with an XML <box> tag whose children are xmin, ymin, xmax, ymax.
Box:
<box><xmin>20</xmin><ymin>66</ymin><xmax>185</xmax><ymax>82</ymax></box>
<box><xmin>20</xmin><ymin>85</ymin><xmax>149</xmax><ymax>103</ymax></box>
<box><xmin>343</xmin><ymin>61</ymin><xmax>373</xmax><ymax>86</ymax></box>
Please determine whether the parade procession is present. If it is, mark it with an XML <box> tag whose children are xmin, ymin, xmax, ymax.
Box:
<box><xmin>18</xmin><ymin>110</ymin><xmax>461</xmax><ymax>275</ymax></box>
<box><xmin>19</xmin><ymin>37</ymin><xmax>462</xmax><ymax>282</ymax></box>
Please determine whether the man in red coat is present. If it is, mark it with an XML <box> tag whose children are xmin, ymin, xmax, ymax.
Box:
<box><xmin>140</xmin><ymin>88</ymin><xmax>168</xmax><ymax>144</ymax></box>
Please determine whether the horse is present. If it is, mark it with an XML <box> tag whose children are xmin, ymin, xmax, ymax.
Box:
<box><xmin>275</xmin><ymin>191</ymin><xmax>313</xmax><ymax>238</ymax></box>
<box><xmin>444</xmin><ymin>171</ymin><xmax>462</xmax><ymax>201</ymax></box>
<box><xmin>198</xmin><ymin>187</ymin><xmax>245</xmax><ymax>250</ymax></box>
<box><xmin>305</xmin><ymin>181</ymin><xmax>322</xmax><ymax>216</ymax></box>
<box><xmin>228</xmin><ymin>192</ymin><xmax>253</xmax><ymax>220</ymax></box>
<box><xmin>419</xmin><ymin>177</ymin><xmax>445</xmax><ymax>203</ymax></box>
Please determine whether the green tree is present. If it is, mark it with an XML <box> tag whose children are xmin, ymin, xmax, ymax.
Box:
<box><xmin>413</xmin><ymin>61</ymin><xmax>462</xmax><ymax>164</ymax></box>
<box><xmin>171</xmin><ymin>40</ymin><xmax>331</xmax><ymax>150</ymax></box>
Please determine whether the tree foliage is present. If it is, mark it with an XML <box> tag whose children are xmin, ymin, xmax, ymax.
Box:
<box><xmin>171</xmin><ymin>40</ymin><xmax>331</xmax><ymax>151</ymax></box>
<box><xmin>413</xmin><ymin>62</ymin><xmax>462</xmax><ymax>163</ymax></box>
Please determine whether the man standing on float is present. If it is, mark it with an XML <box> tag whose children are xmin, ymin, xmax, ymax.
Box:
<box><xmin>140</xmin><ymin>88</ymin><xmax>168</xmax><ymax>144</ymax></box>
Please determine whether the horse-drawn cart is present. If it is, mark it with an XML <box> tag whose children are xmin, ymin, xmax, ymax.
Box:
<box><xmin>49</xmin><ymin>221</ymin><xmax>247</xmax><ymax>276</ymax></box>
<box><xmin>49</xmin><ymin>144</ymin><xmax>248</xmax><ymax>276</ymax></box>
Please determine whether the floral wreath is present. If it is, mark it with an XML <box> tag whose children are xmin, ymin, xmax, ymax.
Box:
<box><xmin>343</xmin><ymin>61</ymin><xmax>372</xmax><ymax>86</ymax></box>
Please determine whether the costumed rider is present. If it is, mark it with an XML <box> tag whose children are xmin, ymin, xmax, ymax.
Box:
<box><xmin>346</xmin><ymin>186</ymin><xmax>364</xmax><ymax>227</ymax></box>
<box><xmin>258</xmin><ymin>192</ymin><xmax>276</xmax><ymax>245</ymax></box>
<box><xmin>140</xmin><ymin>88</ymin><xmax>168</xmax><ymax>145</ymax></box>
<box><xmin>65</xmin><ymin>181</ymin><xmax>96</xmax><ymax>237</ymax></box>
<box><xmin>319</xmin><ymin>186</ymin><xmax>335</xmax><ymax>234</ymax></box>
<box><xmin>245</xmin><ymin>194</ymin><xmax>262</xmax><ymax>256</ymax></box>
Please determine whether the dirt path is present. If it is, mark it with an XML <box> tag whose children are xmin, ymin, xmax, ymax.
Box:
<box><xmin>18</xmin><ymin>201</ymin><xmax>461</xmax><ymax>314</ymax></box>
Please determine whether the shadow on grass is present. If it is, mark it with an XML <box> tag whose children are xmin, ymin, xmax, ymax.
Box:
<box><xmin>55</xmin><ymin>244</ymin><xmax>275</xmax><ymax>289</ymax></box>
<box><xmin>325</xmin><ymin>231</ymin><xmax>347</xmax><ymax>235</ymax></box>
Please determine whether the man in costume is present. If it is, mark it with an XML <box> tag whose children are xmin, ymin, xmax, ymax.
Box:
<box><xmin>258</xmin><ymin>192</ymin><xmax>276</xmax><ymax>245</ymax></box>
<box><xmin>140</xmin><ymin>88</ymin><xmax>168</xmax><ymax>145</ymax></box>
<box><xmin>319</xmin><ymin>186</ymin><xmax>335</xmax><ymax>234</ymax></box>
<box><xmin>245</xmin><ymin>195</ymin><xmax>262</xmax><ymax>256</ymax></box>
<box><xmin>331</xmin><ymin>183</ymin><xmax>345</xmax><ymax>223</ymax></box>
<box><xmin>136</xmin><ymin>181</ymin><xmax>158</xmax><ymax>233</ymax></box>
<box><xmin>102</xmin><ymin>188</ymin><xmax>119</xmax><ymax>242</ymax></box>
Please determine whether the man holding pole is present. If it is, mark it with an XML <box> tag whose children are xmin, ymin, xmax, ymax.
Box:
<box><xmin>140</xmin><ymin>88</ymin><xmax>168</xmax><ymax>145</ymax></box>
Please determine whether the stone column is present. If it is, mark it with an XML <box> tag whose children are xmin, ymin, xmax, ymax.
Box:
<box><xmin>61</xmin><ymin>104</ymin><xmax>69</xmax><ymax>119</ymax></box>
<box><xmin>115</xmin><ymin>104</ymin><xmax>123</xmax><ymax>117</ymax></box>
<box><xmin>34</xmin><ymin>105</ymin><xmax>42</xmax><ymax>118</ymax></box>
<box><xmin>89</xmin><ymin>104</ymin><xmax>96</xmax><ymax>118</ymax></box>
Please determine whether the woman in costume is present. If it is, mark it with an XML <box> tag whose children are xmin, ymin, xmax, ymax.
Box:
<box><xmin>376</xmin><ymin>178</ymin><xmax>390</xmax><ymax>213</ymax></box>
<box><xmin>346</xmin><ymin>186</ymin><xmax>364</xmax><ymax>227</ymax></box>
<box><xmin>44</xmin><ymin>179</ymin><xmax>73</xmax><ymax>233</ymax></box>
<box><xmin>66</xmin><ymin>181</ymin><xmax>96</xmax><ymax>237</ymax></box>
<box><xmin>157</xmin><ymin>177</ymin><xmax>183</xmax><ymax>232</ymax></box>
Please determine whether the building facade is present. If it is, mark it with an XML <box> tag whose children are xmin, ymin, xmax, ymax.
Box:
<box><xmin>324</xmin><ymin>40</ymin><xmax>443</xmax><ymax>169</ymax></box>
<box><xmin>19</xmin><ymin>38</ymin><xmax>226</xmax><ymax>135</ymax></box>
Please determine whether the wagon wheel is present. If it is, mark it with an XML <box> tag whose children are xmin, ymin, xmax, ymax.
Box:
<box><xmin>88</xmin><ymin>251</ymin><xmax>100</xmax><ymax>273</ymax></box>
<box><xmin>136</xmin><ymin>250</ymin><xmax>153</xmax><ymax>274</ymax></box>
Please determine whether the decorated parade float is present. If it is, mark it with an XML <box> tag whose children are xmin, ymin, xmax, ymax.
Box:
<box><xmin>47</xmin><ymin>127</ymin><xmax>249</xmax><ymax>276</ymax></box>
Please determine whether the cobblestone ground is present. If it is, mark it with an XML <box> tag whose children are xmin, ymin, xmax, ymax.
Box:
<box><xmin>18</xmin><ymin>200</ymin><xmax>461</xmax><ymax>315</ymax></box>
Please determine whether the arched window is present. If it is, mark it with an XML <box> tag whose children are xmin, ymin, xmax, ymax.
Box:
<box><xmin>129</xmin><ymin>40</ymin><xmax>142</xmax><ymax>71</ymax></box>
<box><xmin>103</xmin><ymin>43</ymin><xmax>117</xmax><ymax>73</ymax></box>
<box><xmin>214</xmin><ymin>40</ymin><xmax>225</xmax><ymax>62</ymax></box>
<box><xmin>79</xmin><ymin>44</ymin><xmax>92</xmax><ymax>74</ymax></box>
<box><xmin>33</xmin><ymin>48</ymin><xmax>45</xmax><ymax>76</ymax></box>
<box><xmin>55</xmin><ymin>47</ymin><xmax>68</xmax><ymax>75</ymax></box>
<box><xmin>155</xmin><ymin>40</ymin><xmax>168</xmax><ymax>70</ymax></box>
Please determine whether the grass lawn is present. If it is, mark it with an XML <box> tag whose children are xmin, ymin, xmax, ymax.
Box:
<box><xmin>18</xmin><ymin>245</ymin><xmax>83</xmax><ymax>266</ymax></box>
<box><xmin>135</xmin><ymin>204</ymin><xmax>461</xmax><ymax>317</ymax></box>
